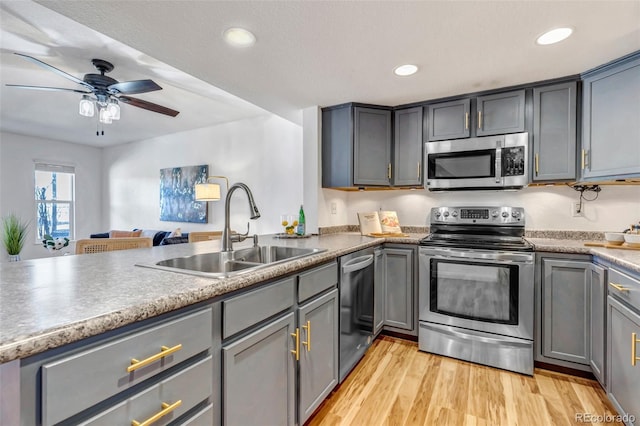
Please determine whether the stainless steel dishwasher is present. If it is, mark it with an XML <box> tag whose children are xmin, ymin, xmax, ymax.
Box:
<box><xmin>339</xmin><ymin>247</ymin><xmax>375</xmax><ymax>382</ymax></box>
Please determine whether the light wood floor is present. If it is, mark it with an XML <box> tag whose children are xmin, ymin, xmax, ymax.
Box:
<box><xmin>308</xmin><ymin>335</ymin><xmax>622</xmax><ymax>426</ymax></box>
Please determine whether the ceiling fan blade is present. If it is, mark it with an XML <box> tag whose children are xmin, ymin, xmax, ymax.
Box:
<box><xmin>5</xmin><ymin>84</ymin><xmax>92</xmax><ymax>94</ymax></box>
<box><xmin>118</xmin><ymin>95</ymin><xmax>179</xmax><ymax>117</ymax></box>
<box><xmin>108</xmin><ymin>79</ymin><xmax>162</xmax><ymax>95</ymax></box>
<box><xmin>14</xmin><ymin>53</ymin><xmax>93</xmax><ymax>90</ymax></box>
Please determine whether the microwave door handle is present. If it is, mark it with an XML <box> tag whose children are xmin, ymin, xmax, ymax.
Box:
<box><xmin>495</xmin><ymin>141</ymin><xmax>502</xmax><ymax>184</ymax></box>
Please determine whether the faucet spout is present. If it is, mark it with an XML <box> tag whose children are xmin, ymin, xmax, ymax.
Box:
<box><xmin>221</xmin><ymin>182</ymin><xmax>261</xmax><ymax>252</ymax></box>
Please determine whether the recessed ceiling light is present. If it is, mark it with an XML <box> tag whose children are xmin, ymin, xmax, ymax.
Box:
<box><xmin>394</xmin><ymin>64</ymin><xmax>418</xmax><ymax>76</ymax></box>
<box><xmin>223</xmin><ymin>27</ymin><xmax>256</xmax><ymax>47</ymax></box>
<box><xmin>536</xmin><ymin>27</ymin><xmax>573</xmax><ymax>45</ymax></box>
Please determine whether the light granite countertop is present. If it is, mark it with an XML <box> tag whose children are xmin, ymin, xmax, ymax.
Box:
<box><xmin>2</xmin><ymin>231</ymin><xmax>639</xmax><ymax>364</ymax></box>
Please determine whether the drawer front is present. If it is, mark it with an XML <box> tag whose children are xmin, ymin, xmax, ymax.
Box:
<box><xmin>223</xmin><ymin>277</ymin><xmax>294</xmax><ymax>338</ymax></box>
<box><xmin>298</xmin><ymin>262</ymin><xmax>338</xmax><ymax>303</ymax></box>
<box><xmin>79</xmin><ymin>356</ymin><xmax>213</xmax><ymax>425</ymax></box>
<box><xmin>42</xmin><ymin>308</ymin><xmax>212</xmax><ymax>426</ymax></box>
<box><xmin>609</xmin><ymin>268</ymin><xmax>640</xmax><ymax>311</ymax></box>
<box><xmin>181</xmin><ymin>403</ymin><xmax>214</xmax><ymax>425</ymax></box>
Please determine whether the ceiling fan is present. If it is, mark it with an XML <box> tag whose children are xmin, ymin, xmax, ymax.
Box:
<box><xmin>6</xmin><ymin>53</ymin><xmax>180</xmax><ymax>127</ymax></box>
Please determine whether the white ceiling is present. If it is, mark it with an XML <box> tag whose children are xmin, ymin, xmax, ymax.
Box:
<box><xmin>1</xmin><ymin>1</ymin><xmax>640</xmax><ymax>148</ymax></box>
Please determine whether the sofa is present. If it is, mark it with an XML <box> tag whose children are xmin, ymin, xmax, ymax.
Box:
<box><xmin>89</xmin><ymin>229</ymin><xmax>190</xmax><ymax>246</ymax></box>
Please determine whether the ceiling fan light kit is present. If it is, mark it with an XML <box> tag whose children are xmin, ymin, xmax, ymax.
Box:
<box><xmin>7</xmin><ymin>53</ymin><xmax>180</xmax><ymax>133</ymax></box>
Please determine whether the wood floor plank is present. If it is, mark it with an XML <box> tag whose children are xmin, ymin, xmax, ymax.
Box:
<box><xmin>307</xmin><ymin>336</ymin><xmax>621</xmax><ymax>426</ymax></box>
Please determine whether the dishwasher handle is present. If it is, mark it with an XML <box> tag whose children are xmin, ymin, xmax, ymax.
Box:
<box><xmin>342</xmin><ymin>254</ymin><xmax>374</xmax><ymax>274</ymax></box>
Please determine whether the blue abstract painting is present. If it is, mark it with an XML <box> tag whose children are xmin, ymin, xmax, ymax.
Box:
<box><xmin>160</xmin><ymin>165</ymin><xmax>208</xmax><ymax>223</ymax></box>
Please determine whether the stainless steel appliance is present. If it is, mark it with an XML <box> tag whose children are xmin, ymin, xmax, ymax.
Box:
<box><xmin>419</xmin><ymin>206</ymin><xmax>535</xmax><ymax>375</ymax></box>
<box><xmin>339</xmin><ymin>248</ymin><xmax>375</xmax><ymax>382</ymax></box>
<box><xmin>425</xmin><ymin>132</ymin><xmax>529</xmax><ymax>191</ymax></box>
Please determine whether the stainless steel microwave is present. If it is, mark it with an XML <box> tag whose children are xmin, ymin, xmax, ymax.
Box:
<box><xmin>425</xmin><ymin>132</ymin><xmax>529</xmax><ymax>191</ymax></box>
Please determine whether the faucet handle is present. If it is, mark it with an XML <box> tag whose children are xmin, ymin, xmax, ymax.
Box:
<box><xmin>231</xmin><ymin>222</ymin><xmax>251</xmax><ymax>243</ymax></box>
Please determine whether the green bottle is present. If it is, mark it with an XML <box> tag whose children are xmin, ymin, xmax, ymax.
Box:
<box><xmin>297</xmin><ymin>205</ymin><xmax>306</xmax><ymax>235</ymax></box>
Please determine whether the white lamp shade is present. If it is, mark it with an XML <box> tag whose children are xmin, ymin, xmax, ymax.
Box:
<box><xmin>79</xmin><ymin>96</ymin><xmax>95</xmax><ymax>117</ymax></box>
<box><xmin>107</xmin><ymin>100</ymin><xmax>120</xmax><ymax>120</ymax></box>
<box><xmin>99</xmin><ymin>107</ymin><xmax>113</xmax><ymax>124</ymax></box>
<box><xmin>195</xmin><ymin>183</ymin><xmax>221</xmax><ymax>201</ymax></box>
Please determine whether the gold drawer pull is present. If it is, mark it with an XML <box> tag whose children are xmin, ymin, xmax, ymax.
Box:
<box><xmin>535</xmin><ymin>153</ymin><xmax>539</xmax><ymax>175</ymax></box>
<box><xmin>633</xmin><ymin>333</ymin><xmax>640</xmax><ymax>367</ymax></box>
<box><xmin>127</xmin><ymin>344</ymin><xmax>183</xmax><ymax>373</ymax></box>
<box><xmin>478</xmin><ymin>111</ymin><xmax>482</xmax><ymax>129</ymax></box>
<box><xmin>291</xmin><ymin>328</ymin><xmax>300</xmax><ymax>361</ymax></box>
<box><xmin>464</xmin><ymin>112</ymin><xmax>469</xmax><ymax>130</ymax></box>
<box><xmin>609</xmin><ymin>282</ymin><xmax>630</xmax><ymax>293</ymax></box>
<box><xmin>302</xmin><ymin>320</ymin><xmax>311</xmax><ymax>352</ymax></box>
<box><xmin>131</xmin><ymin>400</ymin><xmax>182</xmax><ymax>426</ymax></box>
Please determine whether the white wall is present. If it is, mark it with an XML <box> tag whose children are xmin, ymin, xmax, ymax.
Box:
<box><xmin>0</xmin><ymin>132</ymin><xmax>103</xmax><ymax>261</ymax></box>
<box><xmin>102</xmin><ymin>114</ymin><xmax>303</xmax><ymax>235</ymax></box>
<box><xmin>343</xmin><ymin>185</ymin><xmax>640</xmax><ymax>231</ymax></box>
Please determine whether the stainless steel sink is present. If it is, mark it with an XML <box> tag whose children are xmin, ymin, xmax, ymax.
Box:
<box><xmin>137</xmin><ymin>245</ymin><xmax>326</xmax><ymax>278</ymax></box>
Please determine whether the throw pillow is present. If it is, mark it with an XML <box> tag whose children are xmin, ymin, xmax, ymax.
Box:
<box><xmin>109</xmin><ymin>229</ymin><xmax>143</xmax><ymax>238</ymax></box>
<box><xmin>168</xmin><ymin>228</ymin><xmax>182</xmax><ymax>238</ymax></box>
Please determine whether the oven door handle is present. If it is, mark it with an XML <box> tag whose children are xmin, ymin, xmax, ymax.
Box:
<box><xmin>421</xmin><ymin>323</ymin><xmax>531</xmax><ymax>348</ymax></box>
<box><xmin>342</xmin><ymin>255</ymin><xmax>374</xmax><ymax>274</ymax></box>
<box><xmin>420</xmin><ymin>248</ymin><xmax>532</xmax><ymax>264</ymax></box>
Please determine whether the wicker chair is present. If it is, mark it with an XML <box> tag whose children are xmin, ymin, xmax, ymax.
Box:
<box><xmin>75</xmin><ymin>237</ymin><xmax>153</xmax><ymax>254</ymax></box>
<box><xmin>188</xmin><ymin>231</ymin><xmax>223</xmax><ymax>243</ymax></box>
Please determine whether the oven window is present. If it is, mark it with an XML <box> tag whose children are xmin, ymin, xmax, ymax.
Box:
<box><xmin>430</xmin><ymin>259</ymin><xmax>518</xmax><ymax>324</ymax></box>
<box><xmin>428</xmin><ymin>149</ymin><xmax>495</xmax><ymax>179</ymax></box>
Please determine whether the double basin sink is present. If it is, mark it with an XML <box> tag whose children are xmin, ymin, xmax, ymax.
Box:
<box><xmin>139</xmin><ymin>245</ymin><xmax>326</xmax><ymax>278</ymax></box>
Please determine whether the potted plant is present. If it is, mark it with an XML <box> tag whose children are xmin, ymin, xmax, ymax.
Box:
<box><xmin>2</xmin><ymin>213</ymin><xmax>29</xmax><ymax>262</ymax></box>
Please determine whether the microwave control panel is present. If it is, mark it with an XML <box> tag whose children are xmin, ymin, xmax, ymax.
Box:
<box><xmin>502</xmin><ymin>146</ymin><xmax>525</xmax><ymax>176</ymax></box>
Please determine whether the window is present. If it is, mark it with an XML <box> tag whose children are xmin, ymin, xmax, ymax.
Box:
<box><xmin>34</xmin><ymin>163</ymin><xmax>75</xmax><ymax>241</ymax></box>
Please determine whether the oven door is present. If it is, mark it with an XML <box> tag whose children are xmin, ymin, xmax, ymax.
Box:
<box><xmin>418</xmin><ymin>247</ymin><xmax>534</xmax><ymax>340</ymax></box>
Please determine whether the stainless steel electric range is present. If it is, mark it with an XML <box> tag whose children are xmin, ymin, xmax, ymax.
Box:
<box><xmin>418</xmin><ymin>206</ymin><xmax>535</xmax><ymax>375</ymax></box>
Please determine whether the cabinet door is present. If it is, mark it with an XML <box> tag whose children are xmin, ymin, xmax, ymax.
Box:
<box><xmin>383</xmin><ymin>248</ymin><xmax>414</xmax><ymax>331</ymax></box>
<box><xmin>373</xmin><ymin>248</ymin><xmax>385</xmax><ymax>335</ymax></box>
<box><xmin>476</xmin><ymin>90</ymin><xmax>526</xmax><ymax>136</ymax></box>
<box><xmin>533</xmin><ymin>82</ymin><xmax>577</xmax><ymax>181</ymax></box>
<box><xmin>607</xmin><ymin>296</ymin><xmax>640</xmax><ymax>423</ymax></box>
<box><xmin>589</xmin><ymin>264</ymin><xmax>606</xmax><ymax>387</ymax></box>
<box><xmin>223</xmin><ymin>313</ymin><xmax>296</xmax><ymax>426</ymax></box>
<box><xmin>541</xmin><ymin>259</ymin><xmax>590</xmax><ymax>365</ymax></box>
<box><xmin>353</xmin><ymin>107</ymin><xmax>392</xmax><ymax>186</ymax></box>
<box><xmin>426</xmin><ymin>98</ymin><xmax>470</xmax><ymax>141</ymax></box>
<box><xmin>298</xmin><ymin>289</ymin><xmax>339</xmax><ymax>424</ymax></box>
<box><xmin>582</xmin><ymin>57</ymin><xmax>640</xmax><ymax>179</ymax></box>
<box><xmin>393</xmin><ymin>107</ymin><xmax>423</xmax><ymax>186</ymax></box>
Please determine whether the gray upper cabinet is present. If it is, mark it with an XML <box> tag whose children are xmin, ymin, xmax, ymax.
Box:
<box><xmin>223</xmin><ymin>313</ymin><xmax>297</xmax><ymax>426</ymax></box>
<box><xmin>393</xmin><ymin>106</ymin><xmax>424</xmax><ymax>186</ymax></box>
<box><xmin>539</xmin><ymin>257</ymin><xmax>591</xmax><ymax>366</ymax></box>
<box><xmin>383</xmin><ymin>247</ymin><xmax>415</xmax><ymax>333</ymax></box>
<box><xmin>322</xmin><ymin>104</ymin><xmax>392</xmax><ymax>188</ymax></box>
<box><xmin>476</xmin><ymin>90</ymin><xmax>526</xmax><ymax>136</ymax></box>
<box><xmin>589</xmin><ymin>263</ymin><xmax>606</xmax><ymax>387</ymax></box>
<box><xmin>426</xmin><ymin>99</ymin><xmax>470</xmax><ymax>141</ymax></box>
<box><xmin>582</xmin><ymin>54</ymin><xmax>640</xmax><ymax>180</ymax></box>
<box><xmin>532</xmin><ymin>82</ymin><xmax>578</xmax><ymax>182</ymax></box>
<box><xmin>298</xmin><ymin>289</ymin><xmax>339</xmax><ymax>424</ymax></box>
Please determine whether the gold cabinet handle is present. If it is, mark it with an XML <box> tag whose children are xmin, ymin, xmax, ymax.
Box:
<box><xmin>417</xmin><ymin>162</ymin><xmax>421</xmax><ymax>180</ymax></box>
<box><xmin>478</xmin><ymin>111</ymin><xmax>482</xmax><ymax>129</ymax></box>
<box><xmin>581</xmin><ymin>149</ymin><xmax>587</xmax><ymax>170</ymax></box>
<box><xmin>291</xmin><ymin>328</ymin><xmax>300</xmax><ymax>361</ymax></box>
<box><xmin>387</xmin><ymin>163</ymin><xmax>392</xmax><ymax>180</ymax></box>
<box><xmin>464</xmin><ymin>112</ymin><xmax>469</xmax><ymax>130</ymax></box>
<box><xmin>131</xmin><ymin>400</ymin><xmax>182</xmax><ymax>426</ymax></box>
<box><xmin>633</xmin><ymin>333</ymin><xmax>640</xmax><ymax>367</ymax></box>
<box><xmin>609</xmin><ymin>282</ymin><xmax>630</xmax><ymax>293</ymax></box>
<box><xmin>302</xmin><ymin>320</ymin><xmax>311</xmax><ymax>352</ymax></box>
<box><xmin>127</xmin><ymin>344</ymin><xmax>183</xmax><ymax>373</ymax></box>
<box><xmin>535</xmin><ymin>153</ymin><xmax>539</xmax><ymax>175</ymax></box>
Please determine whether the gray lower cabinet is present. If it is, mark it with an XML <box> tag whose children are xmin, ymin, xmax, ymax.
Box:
<box><xmin>426</xmin><ymin>99</ymin><xmax>471</xmax><ymax>141</ymax></box>
<box><xmin>532</xmin><ymin>81</ymin><xmax>578</xmax><ymax>181</ymax></box>
<box><xmin>582</xmin><ymin>53</ymin><xmax>640</xmax><ymax>180</ymax></box>
<box><xmin>589</xmin><ymin>263</ymin><xmax>607</xmax><ymax>387</ymax></box>
<box><xmin>536</xmin><ymin>256</ymin><xmax>591</xmax><ymax>368</ymax></box>
<box><xmin>373</xmin><ymin>248</ymin><xmax>385</xmax><ymax>335</ymax></box>
<box><xmin>382</xmin><ymin>246</ymin><xmax>415</xmax><ymax>334</ymax></box>
<box><xmin>298</xmin><ymin>289</ymin><xmax>339</xmax><ymax>424</ymax></box>
<box><xmin>607</xmin><ymin>267</ymin><xmax>640</xmax><ymax>425</ymax></box>
<box><xmin>223</xmin><ymin>313</ymin><xmax>297</xmax><ymax>426</ymax></box>
<box><xmin>476</xmin><ymin>90</ymin><xmax>526</xmax><ymax>136</ymax></box>
<box><xmin>393</xmin><ymin>106</ymin><xmax>423</xmax><ymax>186</ymax></box>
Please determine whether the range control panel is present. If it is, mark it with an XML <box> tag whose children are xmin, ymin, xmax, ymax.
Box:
<box><xmin>431</xmin><ymin>206</ymin><xmax>525</xmax><ymax>225</ymax></box>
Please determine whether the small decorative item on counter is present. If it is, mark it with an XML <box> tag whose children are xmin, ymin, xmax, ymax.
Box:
<box><xmin>42</xmin><ymin>234</ymin><xmax>70</xmax><ymax>251</ymax></box>
<box><xmin>296</xmin><ymin>205</ymin><xmax>306</xmax><ymax>236</ymax></box>
<box><xmin>280</xmin><ymin>214</ymin><xmax>297</xmax><ymax>235</ymax></box>
<box><xmin>2</xmin><ymin>213</ymin><xmax>29</xmax><ymax>261</ymax></box>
